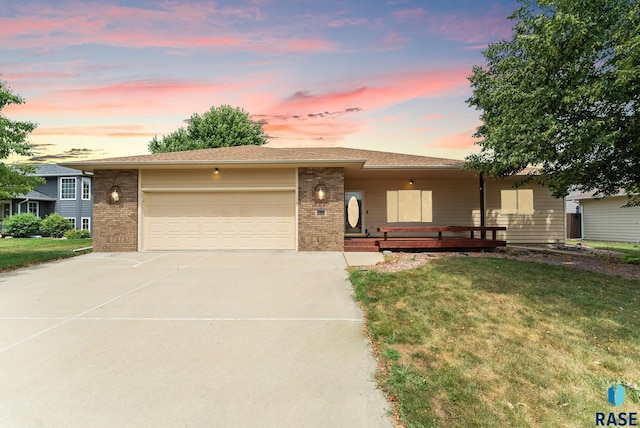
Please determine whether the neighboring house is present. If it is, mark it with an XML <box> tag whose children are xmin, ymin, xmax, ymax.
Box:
<box><xmin>62</xmin><ymin>146</ymin><xmax>565</xmax><ymax>252</ymax></box>
<box><xmin>571</xmin><ymin>191</ymin><xmax>640</xmax><ymax>243</ymax></box>
<box><xmin>0</xmin><ymin>165</ymin><xmax>93</xmax><ymax>233</ymax></box>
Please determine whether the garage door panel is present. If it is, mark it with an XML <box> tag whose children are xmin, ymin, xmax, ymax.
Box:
<box><xmin>142</xmin><ymin>191</ymin><xmax>296</xmax><ymax>250</ymax></box>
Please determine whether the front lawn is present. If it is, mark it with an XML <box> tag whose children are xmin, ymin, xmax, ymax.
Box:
<box><xmin>568</xmin><ymin>239</ymin><xmax>640</xmax><ymax>256</ymax></box>
<box><xmin>0</xmin><ymin>238</ymin><xmax>92</xmax><ymax>272</ymax></box>
<box><xmin>351</xmin><ymin>256</ymin><xmax>640</xmax><ymax>427</ymax></box>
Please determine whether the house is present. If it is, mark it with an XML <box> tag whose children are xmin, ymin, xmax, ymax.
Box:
<box><xmin>62</xmin><ymin>146</ymin><xmax>565</xmax><ymax>252</ymax></box>
<box><xmin>0</xmin><ymin>165</ymin><xmax>94</xmax><ymax>233</ymax></box>
<box><xmin>571</xmin><ymin>191</ymin><xmax>640</xmax><ymax>243</ymax></box>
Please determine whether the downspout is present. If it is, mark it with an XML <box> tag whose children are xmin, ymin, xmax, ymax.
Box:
<box><xmin>479</xmin><ymin>174</ymin><xmax>486</xmax><ymax>239</ymax></box>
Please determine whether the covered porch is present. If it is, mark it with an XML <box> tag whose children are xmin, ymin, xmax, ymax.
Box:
<box><xmin>341</xmin><ymin>164</ymin><xmax>564</xmax><ymax>251</ymax></box>
<box><xmin>344</xmin><ymin>226</ymin><xmax>507</xmax><ymax>252</ymax></box>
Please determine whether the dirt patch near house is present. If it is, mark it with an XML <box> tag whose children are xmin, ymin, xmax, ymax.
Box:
<box><xmin>371</xmin><ymin>246</ymin><xmax>640</xmax><ymax>281</ymax></box>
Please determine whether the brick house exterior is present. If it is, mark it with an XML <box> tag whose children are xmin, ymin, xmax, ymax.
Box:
<box><xmin>297</xmin><ymin>167</ymin><xmax>344</xmax><ymax>251</ymax></box>
<box><xmin>92</xmin><ymin>169</ymin><xmax>138</xmax><ymax>252</ymax></box>
<box><xmin>65</xmin><ymin>146</ymin><xmax>565</xmax><ymax>252</ymax></box>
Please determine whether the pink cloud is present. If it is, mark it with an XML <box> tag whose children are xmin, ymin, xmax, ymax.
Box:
<box><xmin>427</xmin><ymin>127</ymin><xmax>482</xmax><ymax>150</ymax></box>
<box><xmin>0</xmin><ymin>3</ymin><xmax>337</xmax><ymax>53</ymax></box>
<box><xmin>328</xmin><ymin>17</ymin><xmax>369</xmax><ymax>28</ymax></box>
<box><xmin>393</xmin><ymin>6</ymin><xmax>512</xmax><ymax>44</ymax></box>
<box><xmin>32</xmin><ymin>124</ymin><xmax>164</xmax><ymax>138</ymax></box>
<box><xmin>383</xmin><ymin>116</ymin><xmax>402</xmax><ymax>123</ymax></box>
<box><xmin>379</xmin><ymin>31</ymin><xmax>410</xmax><ymax>49</ymax></box>
<box><xmin>1</xmin><ymin>71</ymin><xmax>75</xmax><ymax>81</ymax></box>
<box><xmin>252</xmin><ymin>67</ymin><xmax>470</xmax><ymax>143</ymax></box>
<box><xmin>271</xmin><ymin>68</ymin><xmax>470</xmax><ymax>116</ymax></box>
<box><xmin>420</xmin><ymin>113</ymin><xmax>442</xmax><ymax>120</ymax></box>
<box><xmin>393</xmin><ymin>8</ymin><xmax>427</xmax><ymax>20</ymax></box>
<box><xmin>6</xmin><ymin>77</ymin><xmax>269</xmax><ymax>118</ymax></box>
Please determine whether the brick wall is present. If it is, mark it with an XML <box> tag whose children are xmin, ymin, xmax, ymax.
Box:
<box><xmin>298</xmin><ymin>167</ymin><xmax>344</xmax><ymax>251</ymax></box>
<box><xmin>93</xmin><ymin>169</ymin><xmax>138</xmax><ymax>252</ymax></box>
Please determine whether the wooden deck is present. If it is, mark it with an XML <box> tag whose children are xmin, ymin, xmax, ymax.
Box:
<box><xmin>344</xmin><ymin>226</ymin><xmax>507</xmax><ymax>252</ymax></box>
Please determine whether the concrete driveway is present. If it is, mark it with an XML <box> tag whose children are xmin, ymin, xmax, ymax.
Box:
<box><xmin>0</xmin><ymin>251</ymin><xmax>392</xmax><ymax>428</ymax></box>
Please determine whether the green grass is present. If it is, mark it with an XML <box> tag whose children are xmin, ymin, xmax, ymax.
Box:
<box><xmin>568</xmin><ymin>239</ymin><xmax>640</xmax><ymax>255</ymax></box>
<box><xmin>0</xmin><ymin>238</ymin><xmax>92</xmax><ymax>271</ymax></box>
<box><xmin>567</xmin><ymin>240</ymin><xmax>640</xmax><ymax>264</ymax></box>
<box><xmin>351</xmin><ymin>257</ymin><xmax>640</xmax><ymax>427</ymax></box>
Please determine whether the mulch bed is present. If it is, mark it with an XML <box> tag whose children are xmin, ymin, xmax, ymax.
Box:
<box><xmin>370</xmin><ymin>246</ymin><xmax>640</xmax><ymax>281</ymax></box>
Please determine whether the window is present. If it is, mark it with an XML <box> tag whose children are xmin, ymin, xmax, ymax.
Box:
<box><xmin>82</xmin><ymin>178</ymin><xmax>91</xmax><ymax>200</ymax></box>
<box><xmin>81</xmin><ymin>217</ymin><xmax>91</xmax><ymax>231</ymax></box>
<box><xmin>501</xmin><ymin>189</ymin><xmax>534</xmax><ymax>215</ymax></box>
<box><xmin>60</xmin><ymin>177</ymin><xmax>77</xmax><ymax>200</ymax></box>
<box><xmin>387</xmin><ymin>190</ymin><xmax>432</xmax><ymax>223</ymax></box>
<box><xmin>66</xmin><ymin>217</ymin><xmax>76</xmax><ymax>229</ymax></box>
<box><xmin>27</xmin><ymin>201</ymin><xmax>39</xmax><ymax>216</ymax></box>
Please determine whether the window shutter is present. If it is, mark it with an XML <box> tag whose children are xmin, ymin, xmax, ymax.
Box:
<box><xmin>501</xmin><ymin>190</ymin><xmax>518</xmax><ymax>214</ymax></box>
<box><xmin>518</xmin><ymin>189</ymin><xmax>534</xmax><ymax>214</ymax></box>
<box><xmin>421</xmin><ymin>191</ymin><xmax>432</xmax><ymax>222</ymax></box>
<box><xmin>386</xmin><ymin>191</ymin><xmax>398</xmax><ymax>222</ymax></box>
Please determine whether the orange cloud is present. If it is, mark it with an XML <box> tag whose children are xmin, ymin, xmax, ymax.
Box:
<box><xmin>32</xmin><ymin>124</ymin><xmax>166</xmax><ymax>138</ymax></box>
<box><xmin>8</xmin><ymin>77</ymin><xmax>268</xmax><ymax>117</ymax></box>
<box><xmin>272</xmin><ymin>68</ymin><xmax>470</xmax><ymax>116</ymax></box>
<box><xmin>420</xmin><ymin>113</ymin><xmax>442</xmax><ymax>120</ymax></box>
<box><xmin>426</xmin><ymin>127</ymin><xmax>482</xmax><ymax>150</ymax></box>
<box><xmin>252</xmin><ymin>67</ymin><xmax>470</xmax><ymax>143</ymax></box>
<box><xmin>383</xmin><ymin>116</ymin><xmax>402</xmax><ymax>123</ymax></box>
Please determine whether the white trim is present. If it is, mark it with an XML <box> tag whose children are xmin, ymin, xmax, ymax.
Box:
<box><xmin>65</xmin><ymin>217</ymin><xmax>76</xmax><ymax>228</ymax></box>
<box><xmin>81</xmin><ymin>177</ymin><xmax>91</xmax><ymax>200</ymax></box>
<box><xmin>27</xmin><ymin>201</ymin><xmax>39</xmax><ymax>217</ymax></box>
<box><xmin>60</xmin><ymin>177</ymin><xmax>77</xmax><ymax>200</ymax></box>
<box><xmin>81</xmin><ymin>217</ymin><xmax>91</xmax><ymax>231</ymax></box>
<box><xmin>140</xmin><ymin>186</ymin><xmax>296</xmax><ymax>192</ymax></box>
<box><xmin>345</xmin><ymin>190</ymin><xmax>366</xmax><ymax>236</ymax></box>
<box><xmin>295</xmin><ymin>168</ymin><xmax>299</xmax><ymax>251</ymax></box>
<box><xmin>138</xmin><ymin>170</ymin><xmax>143</xmax><ymax>251</ymax></box>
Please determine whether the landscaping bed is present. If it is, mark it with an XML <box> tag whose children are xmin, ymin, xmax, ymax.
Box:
<box><xmin>373</xmin><ymin>246</ymin><xmax>640</xmax><ymax>281</ymax></box>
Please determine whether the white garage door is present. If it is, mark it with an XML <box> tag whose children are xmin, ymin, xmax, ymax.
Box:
<box><xmin>142</xmin><ymin>191</ymin><xmax>296</xmax><ymax>250</ymax></box>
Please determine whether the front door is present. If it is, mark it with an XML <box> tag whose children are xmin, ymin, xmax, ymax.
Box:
<box><xmin>0</xmin><ymin>201</ymin><xmax>11</xmax><ymax>232</ymax></box>
<box><xmin>345</xmin><ymin>191</ymin><xmax>364</xmax><ymax>235</ymax></box>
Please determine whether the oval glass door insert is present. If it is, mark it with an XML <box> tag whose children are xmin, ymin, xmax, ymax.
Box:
<box><xmin>347</xmin><ymin>195</ymin><xmax>360</xmax><ymax>228</ymax></box>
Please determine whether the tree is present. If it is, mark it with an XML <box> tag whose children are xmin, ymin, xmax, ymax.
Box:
<box><xmin>0</xmin><ymin>81</ymin><xmax>43</xmax><ymax>199</ymax></box>
<box><xmin>149</xmin><ymin>105</ymin><xmax>268</xmax><ymax>153</ymax></box>
<box><xmin>466</xmin><ymin>0</ymin><xmax>640</xmax><ymax>205</ymax></box>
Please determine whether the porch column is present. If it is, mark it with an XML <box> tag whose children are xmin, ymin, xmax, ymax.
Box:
<box><xmin>479</xmin><ymin>173</ymin><xmax>486</xmax><ymax>239</ymax></box>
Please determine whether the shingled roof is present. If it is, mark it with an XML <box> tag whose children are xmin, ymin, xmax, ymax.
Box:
<box><xmin>62</xmin><ymin>146</ymin><xmax>465</xmax><ymax>170</ymax></box>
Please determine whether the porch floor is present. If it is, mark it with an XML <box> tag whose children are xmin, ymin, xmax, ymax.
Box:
<box><xmin>344</xmin><ymin>237</ymin><xmax>507</xmax><ymax>252</ymax></box>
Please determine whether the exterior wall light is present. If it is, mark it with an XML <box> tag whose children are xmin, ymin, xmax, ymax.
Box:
<box><xmin>409</xmin><ymin>179</ymin><xmax>414</xmax><ymax>185</ymax></box>
<box><xmin>109</xmin><ymin>185</ymin><xmax>122</xmax><ymax>204</ymax></box>
<box><xmin>214</xmin><ymin>168</ymin><xmax>220</xmax><ymax>174</ymax></box>
<box><xmin>314</xmin><ymin>184</ymin><xmax>328</xmax><ymax>203</ymax></box>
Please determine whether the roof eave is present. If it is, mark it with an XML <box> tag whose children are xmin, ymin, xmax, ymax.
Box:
<box><xmin>60</xmin><ymin>159</ymin><xmax>368</xmax><ymax>171</ymax></box>
<box><xmin>361</xmin><ymin>165</ymin><xmax>464</xmax><ymax>170</ymax></box>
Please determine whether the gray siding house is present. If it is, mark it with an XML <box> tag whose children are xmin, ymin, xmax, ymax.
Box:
<box><xmin>0</xmin><ymin>165</ymin><xmax>93</xmax><ymax>233</ymax></box>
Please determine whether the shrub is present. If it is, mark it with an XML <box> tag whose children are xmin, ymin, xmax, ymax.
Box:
<box><xmin>2</xmin><ymin>213</ymin><xmax>42</xmax><ymax>237</ymax></box>
<box><xmin>40</xmin><ymin>213</ymin><xmax>72</xmax><ymax>238</ymax></box>
<box><xmin>64</xmin><ymin>229</ymin><xmax>91</xmax><ymax>239</ymax></box>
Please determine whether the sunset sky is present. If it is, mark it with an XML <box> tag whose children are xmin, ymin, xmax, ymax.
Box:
<box><xmin>1</xmin><ymin>0</ymin><xmax>519</xmax><ymax>163</ymax></box>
